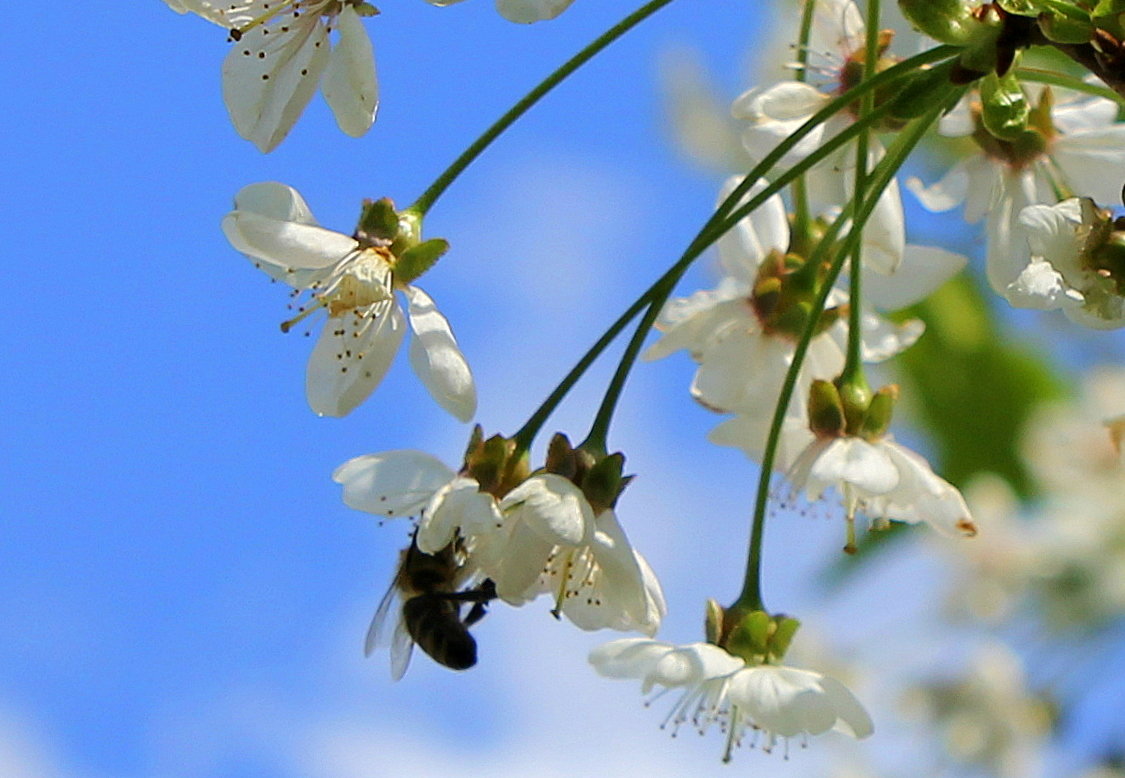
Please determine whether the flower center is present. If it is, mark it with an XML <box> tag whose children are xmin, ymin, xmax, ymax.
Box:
<box><xmin>281</xmin><ymin>248</ymin><xmax>393</xmax><ymax>333</ymax></box>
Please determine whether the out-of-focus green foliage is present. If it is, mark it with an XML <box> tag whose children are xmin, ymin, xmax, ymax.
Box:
<box><xmin>892</xmin><ymin>273</ymin><xmax>1066</xmax><ymax>497</ymax></box>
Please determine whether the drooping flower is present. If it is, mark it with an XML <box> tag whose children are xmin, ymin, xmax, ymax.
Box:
<box><xmin>787</xmin><ymin>432</ymin><xmax>979</xmax><ymax>540</ymax></box>
<box><xmin>163</xmin><ymin>0</ymin><xmax>378</xmax><ymax>152</ymax></box>
<box><xmin>223</xmin><ymin>182</ymin><xmax>475</xmax><ymax>419</ymax></box>
<box><xmin>589</xmin><ymin>638</ymin><xmax>873</xmax><ymax>761</ymax></box>
<box><xmin>732</xmin><ymin>0</ymin><xmax>908</xmax><ymax>275</ymax></box>
<box><xmin>1007</xmin><ymin>198</ymin><xmax>1125</xmax><ymax>329</ymax></box>
<box><xmin>644</xmin><ymin>177</ymin><xmax>939</xmax><ymax>467</ymax></box>
<box><xmin>908</xmin><ymin>86</ymin><xmax>1125</xmax><ymax>296</ymax></box>
<box><xmin>332</xmin><ymin>447</ymin><xmax>665</xmax><ymax>635</ymax></box>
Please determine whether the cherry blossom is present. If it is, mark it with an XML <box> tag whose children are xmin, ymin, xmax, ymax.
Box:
<box><xmin>164</xmin><ymin>0</ymin><xmax>378</xmax><ymax>152</ymax></box>
<box><xmin>590</xmin><ymin>638</ymin><xmax>873</xmax><ymax>760</ymax></box>
<box><xmin>222</xmin><ymin>182</ymin><xmax>475</xmax><ymax>418</ymax></box>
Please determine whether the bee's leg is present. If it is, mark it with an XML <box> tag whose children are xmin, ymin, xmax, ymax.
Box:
<box><xmin>461</xmin><ymin>581</ymin><xmax>498</xmax><ymax>628</ymax></box>
<box><xmin>464</xmin><ymin>600</ymin><xmax>489</xmax><ymax>627</ymax></box>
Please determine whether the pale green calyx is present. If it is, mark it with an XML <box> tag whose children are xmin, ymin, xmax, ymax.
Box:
<box><xmin>709</xmin><ymin>605</ymin><xmax>802</xmax><ymax>665</ymax></box>
<box><xmin>980</xmin><ymin>70</ymin><xmax>1030</xmax><ymax>142</ymax></box>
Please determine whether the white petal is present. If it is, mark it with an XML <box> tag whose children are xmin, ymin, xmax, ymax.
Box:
<box><xmin>644</xmin><ymin>643</ymin><xmax>743</xmax><ymax>692</ymax></box>
<box><xmin>807</xmin><ymin>438</ymin><xmax>900</xmax><ymax>496</ymax></box>
<box><xmin>222</xmin><ymin>210</ymin><xmax>357</xmax><ymax>287</ymax></box>
<box><xmin>862</xmin><ymin>245</ymin><xmax>967</xmax><ymax>310</ymax></box>
<box><xmin>906</xmin><ymin>158</ymin><xmax>971</xmax><ymax>213</ymax></box>
<box><xmin>490</xmin><ymin>520</ymin><xmax>555</xmax><ymax>604</ymax></box>
<box><xmin>588</xmin><ymin>638</ymin><xmax>672</xmax><ymax>679</ymax></box>
<box><xmin>1053</xmin><ymin>127</ymin><xmax>1125</xmax><ymax>204</ymax></box>
<box><xmin>1005</xmin><ymin>261</ymin><xmax>1071</xmax><ymax>310</ymax></box>
<box><xmin>231</xmin><ymin>181</ymin><xmax>319</xmax><ymax>225</ymax></box>
<box><xmin>417</xmin><ymin>476</ymin><xmax>497</xmax><ymax>554</ymax></box>
<box><xmin>643</xmin><ymin>293</ymin><xmax>746</xmax><ymax>363</ymax></box>
<box><xmin>222</xmin><ymin>19</ymin><xmax>331</xmax><ymax>152</ymax></box>
<box><xmin>821</xmin><ymin>675</ymin><xmax>874</xmax><ymax>738</ymax></box>
<box><xmin>496</xmin><ymin>0</ymin><xmax>576</xmax><ymax>23</ymax></box>
<box><xmin>859</xmin><ymin>309</ymin><xmax>923</xmax><ymax>362</ymax></box>
<box><xmin>729</xmin><ymin>665</ymin><xmax>836</xmax><ymax>737</ymax></box>
<box><xmin>332</xmin><ymin>450</ymin><xmax>455</xmax><ymax>517</ymax></box>
<box><xmin>715</xmin><ymin>177</ymin><xmax>789</xmax><ymax>282</ymax></box>
<box><xmin>404</xmin><ymin>286</ymin><xmax>477</xmax><ymax>422</ymax></box>
<box><xmin>734</xmin><ymin>82</ymin><xmax>830</xmax><ymax>163</ymax></box>
<box><xmin>500</xmin><ymin>474</ymin><xmax>592</xmax><ymax>546</ymax></box>
<box><xmin>322</xmin><ymin>6</ymin><xmax>378</xmax><ymax>138</ymax></box>
<box><xmin>306</xmin><ymin>299</ymin><xmax>406</xmax><ymax>417</ymax></box>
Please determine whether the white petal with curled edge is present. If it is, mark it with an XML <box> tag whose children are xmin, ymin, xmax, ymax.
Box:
<box><xmin>644</xmin><ymin>643</ymin><xmax>743</xmax><ymax>693</ymax></box>
<box><xmin>555</xmin><ymin>510</ymin><xmax>649</xmax><ymax>634</ymax></box>
<box><xmin>490</xmin><ymin>520</ymin><xmax>554</xmax><ymax>604</ymax></box>
<box><xmin>322</xmin><ymin>6</ymin><xmax>378</xmax><ymax>138</ymax></box>
<box><xmin>822</xmin><ymin>675</ymin><xmax>874</xmax><ymax>738</ymax></box>
<box><xmin>417</xmin><ymin>477</ymin><xmax>498</xmax><ymax>554</ymax></box>
<box><xmin>643</xmin><ymin>293</ymin><xmax>745</xmax><ymax>363</ymax></box>
<box><xmin>306</xmin><ymin>299</ymin><xmax>406</xmax><ymax>417</ymax></box>
<box><xmin>222</xmin><ymin>211</ymin><xmax>357</xmax><ymax>287</ymax></box>
<box><xmin>222</xmin><ymin>20</ymin><xmax>330</xmax><ymax>152</ymax></box>
<box><xmin>863</xmin><ymin>245</ymin><xmax>967</xmax><ymax>311</ymax></box>
<box><xmin>715</xmin><ymin>177</ymin><xmax>789</xmax><ymax>283</ymax></box>
<box><xmin>1054</xmin><ymin>127</ymin><xmax>1125</xmax><ymax>205</ymax></box>
<box><xmin>588</xmin><ymin>638</ymin><xmax>673</xmax><ymax>679</ymax></box>
<box><xmin>332</xmin><ymin>450</ymin><xmax>455</xmax><ymax>518</ymax></box>
<box><xmin>500</xmin><ymin>474</ymin><xmax>592</xmax><ymax>546</ymax></box>
<box><xmin>404</xmin><ymin>286</ymin><xmax>477</xmax><ymax>422</ymax></box>
<box><xmin>1006</xmin><ymin>261</ymin><xmax>1072</xmax><ymax>310</ymax></box>
<box><xmin>496</xmin><ymin>0</ymin><xmax>576</xmax><ymax>23</ymax></box>
<box><xmin>729</xmin><ymin>666</ymin><xmax>836</xmax><ymax>737</ymax></box>
<box><xmin>231</xmin><ymin>181</ymin><xmax>320</xmax><ymax>226</ymax></box>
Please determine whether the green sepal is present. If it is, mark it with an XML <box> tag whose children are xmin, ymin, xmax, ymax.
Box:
<box><xmin>704</xmin><ymin>599</ymin><xmax>724</xmax><ymax>645</ymax></box>
<box><xmin>357</xmin><ymin>197</ymin><xmax>400</xmax><ymax>242</ymax></box>
<box><xmin>898</xmin><ymin>0</ymin><xmax>979</xmax><ymax>44</ymax></box>
<box><xmin>837</xmin><ymin>375</ymin><xmax>873</xmax><ymax>436</ymax></box>
<box><xmin>545</xmin><ymin>433</ymin><xmax>578</xmax><ymax>479</ymax></box>
<box><xmin>726</xmin><ymin>610</ymin><xmax>771</xmax><ymax>661</ymax></box>
<box><xmin>980</xmin><ymin>71</ymin><xmax>1030</xmax><ymax>141</ymax></box>
<box><xmin>808</xmin><ymin>379</ymin><xmax>846</xmax><ymax>438</ymax></box>
<box><xmin>1038</xmin><ymin>13</ymin><xmax>1094</xmax><ymax>43</ymax></box>
<box><xmin>582</xmin><ymin>452</ymin><xmax>628</xmax><ymax>513</ymax></box>
<box><xmin>393</xmin><ymin>238</ymin><xmax>449</xmax><ymax>285</ymax></box>
<box><xmin>861</xmin><ymin>384</ymin><xmax>899</xmax><ymax>439</ymax></box>
<box><xmin>353</xmin><ymin>2</ymin><xmax>380</xmax><ymax>16</ymax></box>
<box><xmin>770</xmin><ymin>616</ymin><xmax>801</xmax><ymax>659</ymax></box>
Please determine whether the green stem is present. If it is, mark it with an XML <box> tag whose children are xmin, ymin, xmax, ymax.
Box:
<box><xmin>1015</xmin><ymin>67</ymin><xmax>1125</xmax><ymax>107</ymax></box>
<box><xmin>733</xmin><ymin>92</ymin><xmax>963</xmax><ymax>613</ymax></box>
<box><xmin>842</xmin><ymin>0</ymin><xmax>881</xmax><ymax>384</ymax></box>
<box><xmin>513</xmin><ymin>47</ymin><xmax>960</xmax><ymax>453</ymax></box>
<box><xmin>406</xmin><ymin>0</ymin><xmax>675</xmax><ymax>217</ymax></box>
<box><xmin>790</xmin><ymin>0</ymin><xmax>819</xmax><ymax>244</ymax></box>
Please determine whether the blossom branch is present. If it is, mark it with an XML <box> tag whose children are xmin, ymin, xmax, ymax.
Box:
<box><xmin>407</xmin><ymin>0</ymin><xmax>676</xmax><ymax>218</ymax></box>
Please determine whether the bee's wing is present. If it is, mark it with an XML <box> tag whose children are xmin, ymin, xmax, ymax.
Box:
<box><xmin>389</xmin><ymin>615</ymin><xmax>415</xmax><ymax>681</ymax></box>
<box><xmin>365</xmin><ymin>577</ymin><xmax>401</xmax><ymax>657</ymax></box>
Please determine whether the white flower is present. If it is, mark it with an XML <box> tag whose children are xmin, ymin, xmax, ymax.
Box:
<box><xmin>589</xmin><ymin>638</ymin><xmax>873</xmax><ymax>761</ymax></box>
<box><xmin>731</xmin><ymin>0</ymin><xmax>907</xmax><ymax>275</ymax></box>
<box><xmin>788</xmin><ymin>433</ymin><xmax>978</xmax><ymax>538</ymax></box>
<box><xmin>645</xmin><ymin>178</ymin><xmax>938</xmax><ymax>466</ymax></box>
<box><xmin>332</xmin><ymin>450</ymin><xmax>665</xmax><ymax>634</ymax></box>
<box><xmin>164</xmin><ymin>0</ymin><xmax>377</xmax><ymax>152</ymax></box>
<box><xmin>908</xmin><ymin>87</ymin><xmax>1125</xmax><ymax>296</ymax></box>
<box><xmin>1008</xmin><ymin>198</ymin><xmax>1125</xmax><ymax>329</ymax></box>
<box><xmin>223</xmin><ymin>182</ymin><xmax>475</xmax><ymax>419</ymax></box>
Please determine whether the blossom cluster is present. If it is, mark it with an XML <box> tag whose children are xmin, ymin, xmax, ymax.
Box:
<box><xmin>160</xmin><ymin>0</ymin><xmax>1125</xmax><ymax>766</ymax></box>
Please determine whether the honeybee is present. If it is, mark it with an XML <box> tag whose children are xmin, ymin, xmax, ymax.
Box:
<box><xmin>366</xmin><ymin>534</ymin><xmax>497</xmax><ymax>680</ymax></box>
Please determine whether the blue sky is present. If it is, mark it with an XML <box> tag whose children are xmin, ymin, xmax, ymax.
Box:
<box><xmin>5</xmin><ymin>2</ymin><xmax>1125</xmax><ymax>777</ymax></box>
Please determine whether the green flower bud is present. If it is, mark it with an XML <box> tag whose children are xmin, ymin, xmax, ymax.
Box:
<box><xmin>393</xmin><ymin>238</ymin><xmax>449</xmax><ymax>285</ymax></box>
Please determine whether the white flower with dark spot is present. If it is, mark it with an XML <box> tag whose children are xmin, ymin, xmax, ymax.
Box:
<box><xmin>223</xmin><ymin>182</ymin><xmax>475</xmax><ymax>419</ymax></box>
<box><xmin>590</xmin><ymin>638</ymin><xmax>873</xmax><ymax>761</ymax></box>
<box><xmin>163</xmin><ymin>0</ymin><xmax>378</xmax><ymax>152</ymax></box>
